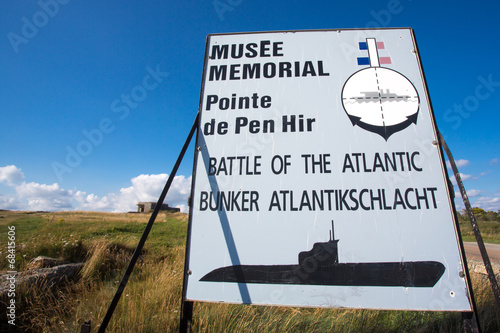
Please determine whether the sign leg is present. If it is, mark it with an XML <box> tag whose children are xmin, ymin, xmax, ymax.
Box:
<box><xmin>97</xmin><ymin>114</ymin><xmax>199</xmax><ymax>332</ymax></box>
<box><xmin>179</xmin><ymin>300</ymin><xmax>193</xmax><ymax>333</ymax></box>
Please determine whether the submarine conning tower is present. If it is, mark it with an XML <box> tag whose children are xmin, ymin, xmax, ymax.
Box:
<box><xmin>298</xmin><ymin>220</ymin><xmax>339</xmax><ymax>268</ymax></box>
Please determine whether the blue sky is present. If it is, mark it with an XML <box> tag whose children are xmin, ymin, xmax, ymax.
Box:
<box><xmin>0</xmin><ymin>0</ymin><xmax>499</xmax><ymax>212</ymax></box>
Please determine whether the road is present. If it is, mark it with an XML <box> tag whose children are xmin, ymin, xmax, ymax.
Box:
<box><xmin>464</xmin><ymin>242</ymin><xmax>500</xmax><ymax>264</ymax></box>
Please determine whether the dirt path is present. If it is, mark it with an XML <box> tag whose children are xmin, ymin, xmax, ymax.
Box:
<box><xmin>464</xmin><ymin>242</ymin><xmax>500</xmax><ymax>264</ymax></box>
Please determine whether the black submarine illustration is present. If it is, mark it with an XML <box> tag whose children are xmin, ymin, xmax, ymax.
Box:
<box><xmin>200</xmin><ymin>221</ymin><xmax>445</xmax><ymax>287</ymax></box>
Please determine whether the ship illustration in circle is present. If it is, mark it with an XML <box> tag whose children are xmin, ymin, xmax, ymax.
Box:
<box><xmin>200</xmin><ymin>220</ymin><xmax>445</xmax><ymax>287</ymax></box>
<box><xmin>341</xmin><ymin>38</ymin><xmax>420</xmax><ymax>141</ymax></box>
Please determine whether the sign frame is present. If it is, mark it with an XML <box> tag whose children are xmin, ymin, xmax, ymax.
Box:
<box><xmin>180</xmin><ymin>28</ymin><xmax>476</xmax><ymax>316</ymax></box>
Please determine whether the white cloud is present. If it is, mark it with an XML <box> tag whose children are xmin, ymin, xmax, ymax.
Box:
<box><xmin>446</xmin><ymin>159</ymin><xmax>469</xmax><ymax>169</ymax></box>
<box><xmin>165</xmin><ymin>175</ymin><xmax>192</xmax><ymax>205</ymax></box>
<box><xmin>466</xmin><ymin>189</ymin><xmax>482</xmax><ymax>197</ymax></box>
<box><xmin>15</xmin><ymin>182</ymin><xmax>74</xmax><ymax>211</ymax></box>
<box><xmin>472</xmin><ymin>197</ymin><xmax>500</xmax><ymax>211</ymax></box>
<box><xmin>114</xmin><ymin>174</ymin><xmax>191</xmax><ymax>212</ymax></box>
<box><xmin>176</xmin><ymin>204</ymin><xmax>189</xmax><ymax>214</ymax></box>
<box><xmin>0</xmin><ymin>165</ymin><xmax>24</xmax><ymax>185</ymax></box>
<box><xmin>0</xmin><ymin>165</ymin><xmax>192</xmax><ymax>213</ymax></box>
<box><xmin>450</xmin><ymin>173</ymin><xmax>472</xmax><ymax>186</ymax></box>
<box><xmin>70</xmin><ymin>174</ymin><xmax>192</xmax><ymax>213</ymax></box>
<box><xmin>449</xmin><ymin>170</ymin><xmax>491</xmax><ymax>186</ymax></box>
<box><xmin>0</xmin><ymin>194</ymin><xmax>22</xmax><ymax>210</ymax></box>
<box><xmin>74</xmin><ymin>191</ymin><xmax>117</xmax><ymax>211</ymax></box>
<box><xmin>490</xmin><ymin>158</ymin><xmax>499</xmax><ymax>166</ymax></box>
<box><xmin>454</xmin><ymin>189</ymin><xmax>482</xmax><ymax>199</ymax></box>
<box><xmin>460</xmin><ymin>173</ymin><xmax>472</xmax><ymax>181</ymax></box>
<box><xmin>128</xmin><ymin>174</ymin><xmax>169</xmax><ymax>201</ymax></box>
<box><xmin>454</xmin><ymin>190</ymin><xmax>500</xmax><ymax>211</ymax></box>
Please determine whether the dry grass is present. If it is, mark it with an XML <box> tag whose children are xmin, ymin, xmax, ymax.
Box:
<box><xmin>47</xmin><ymin>210</ymin><xmax>188</xmax><ymax>224</ymax></box>
<box><xmin>46</xmin><ymin>246</ymin><xmax>186</xmax><ymax>332</ymax></box>
<box><xmin>1</xmin><ymin>210</ymin><xmax>499</xmax><ymax>332</ymax></box>
<box><xmin>80</xmin><ymin>238</ymin><xmax>134</xmax><ymax>282</ymax></box>
<box><xmin>7</xmin><ymin>246</ymin><xmax>499</xmax><ymax>332</ymax></box>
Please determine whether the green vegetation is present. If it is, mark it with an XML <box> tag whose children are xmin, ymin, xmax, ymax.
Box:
<box><xmin>458</xmin><ymin>209</ymin><xmax>500</xmax><ymax>244</ymax></box>
<box><xmin>0</xmin><ymin>209</ymin><xmax>498</xmax><ymax>332</ymax></box>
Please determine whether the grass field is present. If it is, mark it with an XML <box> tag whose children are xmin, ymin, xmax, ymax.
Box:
<box><xmin>458</xmin><ymin>208</ymin><xmax>500</xmax><ymax>244</ymax></box>
<box><xmin>0</xmin><ymin>209</ymin><xmax>499</xmax><ymax>332</ymax></box>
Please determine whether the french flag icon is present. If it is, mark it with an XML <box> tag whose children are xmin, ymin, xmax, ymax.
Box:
<box><xmin>357</xmin><ymin>39</ymin><xmax>391</xmax><ymax>66</ymax></box>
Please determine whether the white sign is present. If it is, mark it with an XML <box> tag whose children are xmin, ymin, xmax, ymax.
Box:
<box><xmin>184</xmin><ymin>28</ymin><xmax>472</xmax><ymax>311</ymax></box>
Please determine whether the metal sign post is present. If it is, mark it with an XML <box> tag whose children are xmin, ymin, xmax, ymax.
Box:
<box><xmin>440</xmin><ymin>131</ymin><xmax>500</xmax><ymax>311</ymax></box>
<box><xmin>96</xmin><ymin>114</ymin><xmax>199</xmax><ymax>333</ymax></box>
<box><xmin>439</xmin><ymin>131</ymin><xmax>500</xmax><ymax>332</ymax></box>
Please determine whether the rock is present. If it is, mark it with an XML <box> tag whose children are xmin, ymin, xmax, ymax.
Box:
<box><xmin>27</xmin><ymin>256</ymin><xmax>68</xmax><ymax>270</ymax></box>
<box><xmin>0</xmin><ymin>261</ymin><xmax>84</xmax><ymax>298</ymax></box>
<box><xmin>20</xmin><ymin>263</ymin><xmax>84</xmax><ymax>288</ymax></box>
<box><xmin>467</xmin><ymin>259</ymin><xmax>500</xmax><ymax>277</ymax></box>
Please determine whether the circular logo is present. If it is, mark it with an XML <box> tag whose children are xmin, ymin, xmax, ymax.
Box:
<box><xmin>342</xmin><ymin>67</ymin><xmax>420</xmax><ymax>140</ymax></box>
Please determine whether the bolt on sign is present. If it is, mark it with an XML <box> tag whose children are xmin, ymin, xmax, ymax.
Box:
<box><xmin>183</xmin><ymin>28</ymin><xmax>472</xmax><ymax>311</ymax></box>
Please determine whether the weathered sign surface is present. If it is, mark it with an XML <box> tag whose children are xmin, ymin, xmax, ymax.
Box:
<box><xmin>184</xmin><ymin>28</ymin><xmax>471</xmax><ymax>311</ymax></box>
